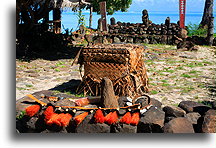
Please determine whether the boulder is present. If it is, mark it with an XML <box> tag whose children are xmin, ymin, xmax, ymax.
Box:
<box><xmin>164</xmin><ymin>116</ymin><xmax>176</xmax><ymax>123</ymax></box>
<box><xmin>163</xmin><ymin>117</ymin><xmax>195</xmax><ymax>133</ymax></box>
<box><xmin>150</xmin><ymin>98</ymin><xmax>162</xmax><ymax>109</ymax></box>
<box><xmin>53</xmin><ymin>98</ymin><xmax>76</xmax><ymax>107</ymax></box>
<box><xmin>213</xmin><ymin>37</ymin><xmax>216</xmax><ymax>46</ymax></box>
<box><xmin>75</xmin><ymin>114</ymin><xmax>110</xmax><ymax>133</ymax></box>
<box><xmin>179</xmin><ymin>101</ymin><xmax>211</xmax><ymax>115</ymax></box>
<box><xmin>113</xmin><ymin>37</ymin><xmax>121</xmax><ymax>43</ymax></box>
<box><xmin>184</xmin><ymin>112</ymin><xmax>201</xmax><ymax>125</ymax></box>
<box><xmin>127</xmin><ymin>37</ymin><xmax>134</xmax><ymax>43</ymax></box>
<box><xmin>163</xmin><ymin>105</ymin><xmax>186</xmax><ymax>117</ymax></box>
<box><xmin>118</xmin><ymin>96</ymin><xmax>133</xmax><ymax>107</ymax></box>
<box><xmin>201</xmin><ymin>109</ymin><xmax>216</xmax><ymax>133</ymax></box>
<box><xmin>137</xmin><ymin>107</ymin><xmax>165</xmax><ymax>133</ymax></box>
<box><xmin>111</xmin><ymin>124</ymin><xmax>137</xmax><ymax>133</ymax></box>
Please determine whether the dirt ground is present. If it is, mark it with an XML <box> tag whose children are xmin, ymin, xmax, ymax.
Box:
<box><xmin>16</xmin><ymin>44</ymin><xmax>216</xmax><ymax>106</ymax></box>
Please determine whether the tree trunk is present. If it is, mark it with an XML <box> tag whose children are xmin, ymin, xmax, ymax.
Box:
<box><xmin>199</xmin><ymin>0</ymin><xmax>214</xmax><ymax>28</ymax></box>
<box><xmin>89</xmin><ymin>5</ymin><xmax>93</xmax><ymax>28</ymax></box>
<box><xmin>207</xmin><ymin>17</ymin><xmax>214</xmax><ymax>46</ymax></box>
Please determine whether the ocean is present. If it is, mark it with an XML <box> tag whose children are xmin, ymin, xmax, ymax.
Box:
<box><xmin>54</xmin><ymin>10</ymin><xmax>216</xmax><ymax>33</ymax></box>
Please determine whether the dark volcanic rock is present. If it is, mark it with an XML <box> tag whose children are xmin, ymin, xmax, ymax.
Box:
<box><xmin>163</xmin><ymin>105</ymin><xmax>186</xmax><ymax>117</ymax></box>
<box><xmin>178</xmin><ymin>101</ymin><xmax>211</xmax><ymax>115</ymax></box>
<box><xmin>165</xmin><ymin>116</ymin><xmax>176</xmax><ymax>123</ymax></box>
<box><xmin>202</xmin><ymin>109</ymin><xmax>216</xmax><ymax>133</ymax></box>
<box><xmin>118</xmin><ymin>96</ymin><xmax>132</xmax><ymax>107</ymax></box>
<box><xmin>111</xmin><ymin>124</ymin><xmax>137</xmax><ymax>133</ymax></box>
<box><xmin>184</xmin><ymin>112</ymin><xmax>201</xmax><ymax>125</ymax></box>
<box><xmin>41</xmin><ymin>128</ymin><xmax>68</xmax><ymax>133</ymax></box>
<box><xmin>53</xmin><ymin>99</ymin><xmax>76</xmax><ymax>107</ymax></box>
<box><xmin>212</xmin><ymin>100</ymin><xmax>216</xmax><ymax>109</ymax></box>
<box><xmin>75</xmin><ymin>114</ymin><xmax>110</xmax><ymax>133</ymax></box>
<box><xmin>137</xmin><ymin>107</ymin><xmax>165</xmax><ymax>133</ymax></box>
<box><xmin>150</xmin><ymin>98</ymin><xmax>162</xmax><ymax>109</ymax></box>
<box><xmin>163</xmin><ymin>117</ymin><xmax>195</xmax><ymax>133</ymax></box>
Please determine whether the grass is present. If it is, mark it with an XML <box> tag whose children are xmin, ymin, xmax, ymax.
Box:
<box><xmin>162</xmin><ymin>83</ymin><xmax>170</xmax><ymax>86</ymax></box>
<box><xmin>56</xmin><ymin>61</ymin><xmax>66</xmax><ymax>67</ymax></box>
<box><xmin>189</xmin><ymin>70</ymin><xmax>200</xmax><ymax>74</ymax></box>
<box><xmin>17</xmin><ymin>87</ymin><xmax>27</xmax><ymax>90</ymax></box>
<box><xmin>26</xmin><ymin>84</ymin><xmax>33</xmax><ymax>87</ymax></box>
<box><xmin>161</xmin><ymin>80</ymin><xmax>168</xmax><ymax>83</ymax></box>
<box><xmin>181</xmin><ymin>86</ymin><xmax>195</xmax><ymax>93</ymax></box>
<box><xmin>181</xmin><ymin>74</ymin><xmax>192</xmax><ymax>78</ymax></box>
<box><xmin>150</xmin><ymin>90</ymin><xmax>158</xmax><ymax>94</ymax></box>
<box><xmin>171</xmin><ymin>103</ymin><xmax>179</xmax><ymax>107</ymax></box>
<box><xmin>55</xmin><ymin>68</ymin><xmax>60</xmax><ymax>72</ymax></box>
<box><xmin>52</xmin><ymin>90</ymin><xmax>86</xmax><ymax>98</ymax></box>
<box><xmin>176</xmin><ymin>66</ymin><xmax>185</xmax><ymax>70</ymax></box>
<box><xmin>150</xmin><ymin>83</ymin><xmax>157</xmax><ymax>86</ymax></box>
<box><xmin>202</xmin><ymin>61</ymin><xmax>213</xmax><ymax>65</ymax></box>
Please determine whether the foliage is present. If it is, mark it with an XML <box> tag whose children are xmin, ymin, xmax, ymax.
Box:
<box><xmin>17</xmin><ymin>0</ymin><xmax>52</xmax><ymax>33</ymax></box>
<box><xmin>16</xmin><ymin>111</ymin><xmax>26</xmax><ymax>120</ymax></box>
<box><xmin>187</xmin><ymin>23</ymin><xmax>207</xmax><ymax>37</ymax></box>
<box><xmin>91</xmin><ymin>0</ymin><xmax>133</xmax><ymax>15</ymax></box>
<box><xmin>76</xmin><ymin>9</ymin><xmax>86</xmax><ymax>28</ymax></box>
<box><xmin>62</xmin><ymin>24</ymin><xmax>73</xmax><ymax>35</ymax></box>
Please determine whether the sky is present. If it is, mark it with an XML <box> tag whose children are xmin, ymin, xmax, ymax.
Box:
<box><xmin>128</xmin><ymin>0</ymin><xmax>216</xmax><ymax>13</ymax></box>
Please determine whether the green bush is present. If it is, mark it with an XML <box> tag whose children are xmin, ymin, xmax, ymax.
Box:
<box><xmin>187</xmin><ymin>23</ymin><xmax>207</xmax><ymax>37</ymax></box>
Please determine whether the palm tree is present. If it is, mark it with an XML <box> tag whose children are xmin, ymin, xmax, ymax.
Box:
<box><xmin>199</xmin><ymin>0</ymin><xmax>214</xmax><ymax>28</ymax></box>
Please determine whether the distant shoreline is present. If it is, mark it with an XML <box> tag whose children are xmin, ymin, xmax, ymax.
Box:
<box><xmin>58</xmin><ymin>11</ymin><xmax>216</xmax><ymax>32</ymax></box>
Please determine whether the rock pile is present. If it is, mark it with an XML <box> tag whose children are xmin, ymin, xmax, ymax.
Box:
<box><xmin>16</xmin><ymin>90</ymin><xmax>215</xmax><ymax>133</ymax></box>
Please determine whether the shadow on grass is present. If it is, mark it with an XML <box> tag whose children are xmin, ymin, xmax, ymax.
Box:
<box><xmin>50</xmin><ymin>79</ymin><xmax>82</xmax><ymax>95</ymax></box>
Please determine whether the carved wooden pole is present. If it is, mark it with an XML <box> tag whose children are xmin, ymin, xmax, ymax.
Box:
<box><xmin>179</xmin><ymin>0</ymin><xmax>186</xmax><ymax>28</ymax></box>
<box><xmin>99</xmin><ymin>1</ymin><xmax>108</xmax><ymax>31</ymax></box>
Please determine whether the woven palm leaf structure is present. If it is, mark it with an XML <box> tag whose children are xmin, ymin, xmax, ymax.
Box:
<box><xmin>77</xmin><ymin>44</ymin><xmax>149</xmax><ymax>98</ymax></box>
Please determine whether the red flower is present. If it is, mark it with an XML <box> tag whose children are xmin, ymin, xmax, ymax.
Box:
<box><xmin>25</xmin><ymin>105</ymin><xmax>40</xmax><ymax>117</ymax></box>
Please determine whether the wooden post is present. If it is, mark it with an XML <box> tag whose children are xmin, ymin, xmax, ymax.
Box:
<box><xmin>53</xmin><ymin>8</ymin><xmax>61</xmax><ymax>34</ymax></box>
<box><xmin>207</xmin><ymin>17</ymin><xmax>214</xmax><ymax>46</ymax></box>
<box><xmin>179</xmin><ymin>0</ymin><xmax>186</xmax><ymax>28</ymax></box>
<box><xmin>89</xmin><ymin>5</ymin><xmax>93</xmax><ymax>28</ymax></box>
<box><xmin>99</xmin><ymin>1</ymin><xmax>108</xmax><ymax>31</ymax></box>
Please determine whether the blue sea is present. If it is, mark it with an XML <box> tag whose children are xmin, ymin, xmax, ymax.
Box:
<box><xmin>51</xmin><ymin>10</ymin><xmax>216</xmax><ymax>33</ymax></box>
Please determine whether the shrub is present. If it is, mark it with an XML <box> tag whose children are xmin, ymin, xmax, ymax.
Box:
<box><xmin>187</xmin><ymin>23</ymin><xmax>207</xmax><ymax>37</ymax></box>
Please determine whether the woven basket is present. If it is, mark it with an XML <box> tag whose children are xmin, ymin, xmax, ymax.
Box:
<box><xmin>77</xmin><ymin>44</ymin><xmax>148</xmax><ymax>98</ymax></box>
